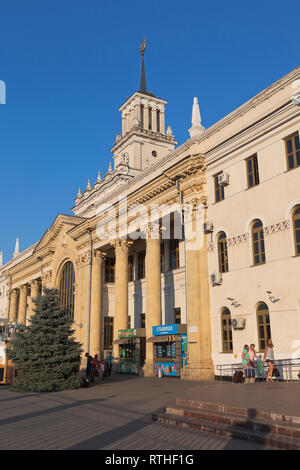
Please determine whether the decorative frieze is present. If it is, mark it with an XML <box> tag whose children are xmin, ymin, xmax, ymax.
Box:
<box><xmin>227</xmin><ymin>233</ymin><xmax>250</xmax><ymax>246</ymax></box>
<box><xmin>264</xmin><ymin>220</ymin><xmax>290</xmax><ymax>235</ymax></box>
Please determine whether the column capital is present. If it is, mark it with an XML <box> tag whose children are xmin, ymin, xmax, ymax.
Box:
<box><xmin>76</xmin><ymin>251</ymin><xmax>90</xmax><ymax>268</ymax></box>
<box><xmin>20</xmin><ymin>284</ymin><xmax>28</xmax><ymax>293</ymax></box>
<box><xmin>92</xmin><ymin>249</ymin><xmax>106</xmax><ymax>264</ymax></box>
<box><xmin>30</xmin><ymin>279</ymin><xmax>40</xmax><ymax>288</ymax></box>
<box><xmin>11</xmin><ymin>288</ymin><xmax>18</xmax><ymax>298</ymax></box>
<box><xmin>113</xmin><ymin>239</ymin><xmax>133</xmax><ymax>253</ymax></box>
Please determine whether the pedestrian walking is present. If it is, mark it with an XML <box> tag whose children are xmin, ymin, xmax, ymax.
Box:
<box><xmin>85</xmin><ymin>352</ymin><xmax>93</xmax><ymax>384</ymax></box>
<box><xmin>241</xmin><ymin>344</ymin><xmax>250</xmax><ymax>383</ymax></box>
<box><xmin>105</xmin><ymin>354</ymin><xmax>113</xmax><ymax>379</ymax></box>
<box><xmin>263</xmin><ymin>339</ymin><xmax>275</xmax><ymax>382</ymax></box>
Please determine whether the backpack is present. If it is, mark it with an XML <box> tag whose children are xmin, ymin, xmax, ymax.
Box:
<box><xmin>233</xmin><ymin>370</ymin><xmax>244</xmax><ymax>383</ymax></box>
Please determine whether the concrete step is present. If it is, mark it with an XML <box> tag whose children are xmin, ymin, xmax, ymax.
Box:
<box><xmin>166</xmin><ymin>405</ymin><xmax>300</xmax><ymax>440</ymax></box>
<box><xmin>176</xmin><ymin>398</ymin><xmax>300</xmax><ymax>425</ymax></box>
<box><xmin>152</xmin><ymin>411</ymin><xmax>300</xmax><ymax>450</ymax></box>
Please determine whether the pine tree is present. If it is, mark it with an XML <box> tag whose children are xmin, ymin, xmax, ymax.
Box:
<box><xmin>7</xmin><ymin>288</ymin><xmax>83</xmax><ymax>392</ymax></box>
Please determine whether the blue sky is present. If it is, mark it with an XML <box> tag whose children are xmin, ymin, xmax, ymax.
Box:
<box><xmin>0</xmin><ymin>0</ymin><xmax>299</xmax><ymax>263</ymax></box>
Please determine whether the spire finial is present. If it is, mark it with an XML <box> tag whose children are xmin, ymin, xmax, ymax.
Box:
<box><xmin>77</xmin><ymin>187</ymin><xmax>82</xmax><ymax>198</ymax></box>
<box><xmin>0</xmin><ymin>252</ymin><xmax>3</xmax><ymax>267</ymax></box>
<box><xmin>139</xmin><ymin>39</ymin><xmax>147</xmax><ymax>94</ymax></box>
<box><xmin>13</xmin><ymin>238</ymin><xmax>19</xmax><ymax>258</ymax></box>
<box><xmin>97</xmin><ymin>171</ymin><xmax>101</xmax><ymax>182</ymax></box>
<box><xmin>188</xmin><ymin>97</ymin><xmax>205</xmax><ymax>138</ymax></box>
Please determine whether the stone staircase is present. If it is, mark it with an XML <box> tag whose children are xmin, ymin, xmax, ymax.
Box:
<box><xmin>152</xmin><ymin>397</ymin><xmax>300</xmax><ymax>449</ymax></box>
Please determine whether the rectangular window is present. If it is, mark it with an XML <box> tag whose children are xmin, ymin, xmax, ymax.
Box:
<box><xmin>128</xmin><ymin>255</ymin><xmax>134</xmax><ymax>282</ymax></box>
<box><xmin>214</xmin><ymin>173</ymin><xmax>225</xmax><ymax>203</ymax></box>
<box><xmin>140</xmin><ymin>313</ymin><xmax>145</xmax><ymax>328</ymax></box>
<box><xmin>285</xmin><ymin>132</ymin><xmax>300</xmax><ymax>170</ymax></box>
<box><xmin>104</xmin><ymin>317</ymin><xmax>114</xmax><ymax>350</ymax></box>
<box><xmin>105</xmin><ymin>257</ymin><xmax>115</xmax><ymax>283</ymax></box>
<box><xmin>174</xmin><ymin>308</ymin><xmax>181</xmax><ymax>324</ymax></box>
<box><xmin>169</xmin><ymin>239</ymin><xmax>179</xmax><ymax>270</ymax></box>
<box><xmin>137</xmin><ymin>250</ymin><xmax>145</xmax><ymax>280</ymax></box>
<box><xmin>246</xmin><ymin>154</ymin><xmax>260</xmax><ymax>188</ymax></box>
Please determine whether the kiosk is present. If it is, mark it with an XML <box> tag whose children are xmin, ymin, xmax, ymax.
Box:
<box><xmin>148</xmin><ymin>324</ymin><xmax>188</xmax><ymax>377</ymax></box>
<box><xmin>113</xmin><ymin>328</ymin><xmax>146</xmax><ymax>375</ymax></box>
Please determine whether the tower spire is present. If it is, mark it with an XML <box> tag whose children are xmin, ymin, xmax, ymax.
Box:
<box><xmin>139</xmin><ymin>39</ymin><xmax>147</xmax><ymax>94</ymax></box>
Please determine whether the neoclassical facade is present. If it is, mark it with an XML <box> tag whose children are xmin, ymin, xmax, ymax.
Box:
<box><xmin>2</xmin><ymin>46</ymin><xmax>300</xmax><ymax>379</ymax></box>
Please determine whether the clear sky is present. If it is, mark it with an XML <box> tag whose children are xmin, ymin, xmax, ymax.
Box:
<box><xmin>0</xmin><ymin>0</ymin><xmax>299</xmax><ymax>264</ymax></box>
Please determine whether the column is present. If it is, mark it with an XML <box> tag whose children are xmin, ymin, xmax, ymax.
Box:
<box><xmin>122</xmin><ymin>113</ymin><xmax>126</xmax><ymax>136</ymax></box>
<box><xmin>113</xmin><ymin>240</ymin><xmax>130</xmax><ymax>358</ymax></box>
<box><xmin>27</xmin><ymin>280</ymin><xmax>40</xmax><ymax>324</ymax></box>
<box><xmin>160</xmin><ymin>110</ymin><xmax>165</xmax><ymax>135</ymax></box>
<box><xmin>90</xmin><ymin>250</ymin><xmax>105</xmax><ymax>357</ymax></box>
<box><xmin>76</xmin><ymin>251</ymin><xmax>90</xmax><ymax>360</ymax></box>
<box><xmin>143</xmin><ymin>104</ymin><xmax>149</xmax><ymax>130</ymax></box>
<box><xmin>144</xmin><ymin>224</ymin><xmax>162</xmax><ymax>376</ymax></box>
<box><xmin>18</xmin><ymin>285</ymin><xmax>28</xmax><ymax>325</ymax></box>
<box><xmin>9</xmin><ymin>289</ymin><xmax>18</xmax><ymax>322</ymax></box>
<box><xmin>184</xmin><ymin>204</ymin><xmax>214</xmax><ymax>381</ymax></box>
<box><xmin>151</xmin><ymin>107</ymin><xmax>157</xmax><ymax>133</ymax></box>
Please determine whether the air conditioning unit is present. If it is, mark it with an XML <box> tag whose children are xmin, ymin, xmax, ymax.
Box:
<box><xmin>217</xmin><ymin>171</ymin><xmax>229</xmax><ymax>186</ymax></box>
<box><xmin>204</xmin><ymin>221</ymin><xmax>214</xmax><ymax>234</ymax></box>
<box><xmin>210</xmin><ymin>271</ymin><xmax>222</xmax><ymax>286</ymax></box>
<box><xmin>232</xmin><ymin>318</ymin><xmax>246</xmax><ymax>330</ymax></box>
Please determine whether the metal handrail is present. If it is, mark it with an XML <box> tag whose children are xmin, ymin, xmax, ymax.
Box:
<box><xmin>216</xmin><ymin>357</ymin><xmax>300</xmax><ymax>383</ymax></box>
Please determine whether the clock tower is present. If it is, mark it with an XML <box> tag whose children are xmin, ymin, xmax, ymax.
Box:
<box><xmin>111</xmin><ymin>40</ymin><xmax>177</xmax><ymax>175</ymax></box>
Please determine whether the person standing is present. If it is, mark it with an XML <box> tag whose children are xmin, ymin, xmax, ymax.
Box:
<box><xmin>241</xmin><ymin>345</ymin><xmax>250</xmax><ymax>383</ymax></box>
<box><xmin>249</xmin><ymin>344</ymin><xmax>258</xmax><ymax>383</ymax></box>
<box><xmin>263</xmin><ymin>339</ymin><xmax>275</xmax><ymax>382</ymax></box>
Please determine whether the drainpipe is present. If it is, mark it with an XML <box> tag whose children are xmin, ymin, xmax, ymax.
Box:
<box><xmin>87</xmin><ymin>229</ymin><xmax>93</xmax><ymax>353</ymax></box>
<box><xmin>175</xmin><ymin>180</ymin><xmax>189</xmax><ymax>368</ymax></box>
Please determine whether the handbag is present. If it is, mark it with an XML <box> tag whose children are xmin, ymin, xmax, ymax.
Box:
<box><xmin>272</xmin><ymin>367</ymin><xmax>280</xmax><ymax>378</ymax></box>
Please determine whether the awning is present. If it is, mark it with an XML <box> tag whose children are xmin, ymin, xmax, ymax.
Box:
<box><xmin>113</xmin><ymin>338</ymin><xmax>136</xmax><ymax>345</ymax></box>
<box><xmin>147</xmin><ymin>335</ymin><xmax>176</xmax><ymax>343</ymax></box>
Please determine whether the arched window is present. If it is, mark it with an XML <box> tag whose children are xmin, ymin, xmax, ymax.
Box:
<box><xmin>59</xmin><ymin>261</ymin><xmax>75</xmax><ymax>318</ymax></box>
<box><xmin>221</xmin><ymin>308</ymin><xmax>233</xmax><ymax>353</ymax></box>
<box><xmin>252</xmin><ymin>219</ymin><xmax>265</xmax><ymax>265</ymax></box>
<box><xmin>217</xmin><ymin>232</ymin><xmax>229</xmax><ymax>273</ymax></box>
<box><xmin>293</xmin><ymin>205</ymin><xmax>300</xmax><ymax>256</ymax></box>
<box><xmin>256</xmin><ymin>302</ymin><xmax>271</xmax><ymax>351</ymax></box>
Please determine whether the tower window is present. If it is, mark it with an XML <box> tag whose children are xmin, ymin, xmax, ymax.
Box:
<box><xmin>140</xmin><ymin>104</ymin><xmax>144</xmax><ymax>129</ymax></box>
<box><xmin>148</xmin><ymin>107</ymin><xmax>152</xmax><ymax>130</ymax></box>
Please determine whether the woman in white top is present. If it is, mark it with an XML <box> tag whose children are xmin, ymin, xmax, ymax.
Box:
<box><xmin>263</xmin><ymin>339</ymin><xmax>275</xmax><ymax>383</ymax></box>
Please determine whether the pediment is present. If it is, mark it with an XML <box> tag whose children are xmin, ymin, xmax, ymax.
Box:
<box><xmin>33</xmin><ymin>214</ymin><xmax>86</xmax><ymax>254</ymax></box>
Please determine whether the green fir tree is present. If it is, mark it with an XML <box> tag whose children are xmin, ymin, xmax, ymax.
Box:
<box><xmin>8</xmin><ymin>288</ymin><xmax>83</xmax><ymax>392</ymax></box>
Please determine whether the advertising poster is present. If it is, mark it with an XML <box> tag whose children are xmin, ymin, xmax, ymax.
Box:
<box><xmin>181</xmin><ymin>334</ymin><xmax>188</xmax><ymax>367</ymax></box>
<box><xmin>156</xmin><ymin>362</ymin><xmax>177</xmax><ymax>377</ymax></box>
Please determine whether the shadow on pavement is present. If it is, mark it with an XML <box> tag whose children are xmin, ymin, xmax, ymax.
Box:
<box><xmin>0</xmin><ymin>396</ymin><xmax>116</xmax><ymax>427</ymax></box>
<box><xmin>66</xmin><ymin>416</ymin><xmax>150</xmax><ymax>450</ymax></box>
